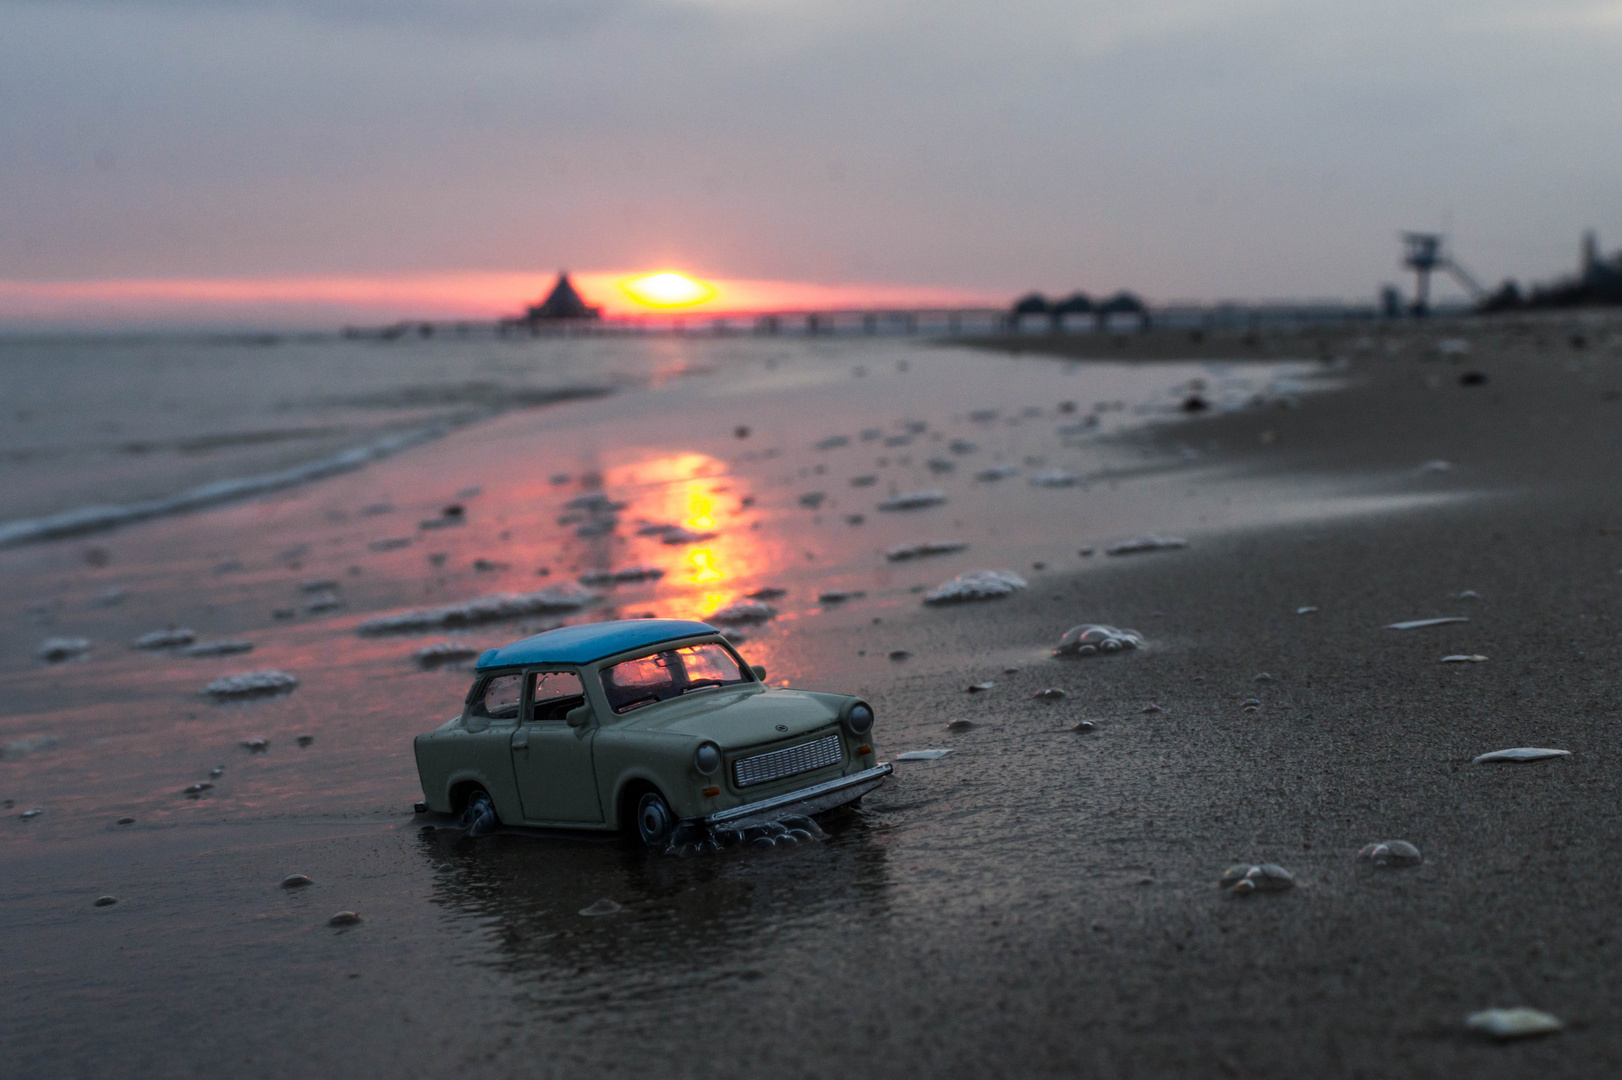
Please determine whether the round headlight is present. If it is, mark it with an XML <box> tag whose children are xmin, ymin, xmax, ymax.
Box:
<box><xmin>847</xmin><ymin>703</ymin><xmax>874</xmax><ymax>735</ymax></box>
<box><xmin>695</xmin><ymin>742</ymin><xmax>722</xmax><ymax>775</ymax></box>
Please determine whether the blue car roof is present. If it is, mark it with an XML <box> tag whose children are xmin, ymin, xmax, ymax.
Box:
<box><xmin>475</xmin><ymin>619</ymin><xmax>719</xmax><ymax>670</ymax></box>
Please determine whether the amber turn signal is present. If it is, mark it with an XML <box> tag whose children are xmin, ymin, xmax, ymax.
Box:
<box><xmin>857</xmin><ymin>745</ymin><xmax>872</xmax><ymax>755</ymax></box>
<box><xmin>702</xmin><ymin>786</ymin><xmax>720</xmax><ymax>798</ymax></box>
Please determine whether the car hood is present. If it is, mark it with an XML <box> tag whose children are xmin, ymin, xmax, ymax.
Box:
<box><xmin>616</xmin><ymin>686</ymin><xmax>844</xmax><ymax>750</ymax></box>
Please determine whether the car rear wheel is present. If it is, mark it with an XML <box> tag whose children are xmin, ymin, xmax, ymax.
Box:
<box><xmin>635</xmin><ymin>791</ymin><xmax>675</xmax><ymax>847</ymax></box>
<box><xmin>461</xmin><ymin>787</ymin><xmax>499</xmax><ymax>837</ymax></box>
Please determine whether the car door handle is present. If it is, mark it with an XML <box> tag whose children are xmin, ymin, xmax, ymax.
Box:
<box><xmin>511</xmin><ymin>731</ymin><xmax>529</xmax><ymax>753</ymax></box>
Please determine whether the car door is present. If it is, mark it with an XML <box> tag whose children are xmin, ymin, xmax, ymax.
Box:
<box><xmin>510</xmin><ymin>668</ymin><xmax>604</xmax><ymax>823</ymax></box>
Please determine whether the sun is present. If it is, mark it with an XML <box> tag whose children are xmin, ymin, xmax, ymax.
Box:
<box><xmin>619</xmin><ymin>271</ymin><xmax>718</xmax><ymax>309</ymax></box>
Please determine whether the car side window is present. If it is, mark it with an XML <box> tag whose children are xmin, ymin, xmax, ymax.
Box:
<box><xmin>530</xmin><ymin>670</ymin><xmax>585</xmax><ymax>723</ymax></box>
<box><xmin>472</xmin><ymin>673</ymin><xmax>522</xmax><ymax>721</ymax></box>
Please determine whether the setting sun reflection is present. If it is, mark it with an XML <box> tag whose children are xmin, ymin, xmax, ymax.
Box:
<box><xmin>689</xmin><ymin>548</ymin><xmax>724</xmax><ymax>583</ymax></box>
<box><xmin>620</xmin><ymin>271</ymin><xmax>718</xmax><ymax>309</ymax></box>
<box><xmin>686</xmin><ymin>490</ymin><xmax>716</xmax><ymax>530</ymax></box>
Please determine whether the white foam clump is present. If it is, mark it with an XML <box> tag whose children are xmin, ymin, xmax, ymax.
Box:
<box><xmin>1029</xmin><ymin>470</ymin><xmax>1081</xmax><ymax>488</ymax></box>
<box><xmin>1472</xmin><ymin>747</ymin><xmax>1571</xmax><ymax>764</ymax></box>
<box><xmin>1053</xmin><ymin>623</ymin><xmax>1144</xmax><ymax>657</ymax></box>
<box><xmin>1356</xmin><ymin>840</ymin><xmax>1423</xmax><ymax>868</ymax></box>
<box><xmin>185</xmin><ymin>640</ymin><xmax>254</xmax><ymax>657</ymax></box>
<box><xmin>1218</xmin><ymin>863</ymin><xmax>1294</xmax><ymax>895</ymax></box>
<box><xmin>205</xmin><ymin>670</ymin><xmax>299</xmax><ymax>697</ymax></box>
<box><xmin>895</xmin><ymin>749</ymin><xmax>952</xmax><ymax>761</ymax></box>
<box><xmin>1465</xmin><ymin>1008</ymin><xmax>1562</xmax><ymax>1040</ymax></box>
<box><xmin>885</xmin><ymin>540</ymin><xmax>967</xmax><ymax>561</ymax></box>
<box><xmin>37</xmin><ymin>637</ymin><xmax>90</xmax><ymax>662</ymax></box>
<box><xmin>1106</xmin><ymin>536</ymin><xmax>1188</xmax><ymax>556</ymax></box>
<box><xmin>706</xmin><ymin>599</ymin><xmax>777</xmax><ymax>625</ymax></box>
<box><xmin>878</xmin><ymin>490</ymin><xmax>947</xmax><ymax>511</ymax></box>
<box><xmin>133</xmin><ymin>628</ymin><xmax>196</xmax><ymax>649</ymax></box>
<box><xmin>356</xmin><ymin>586</ymin><xmax>597</xmax><ymax>635</ymax></box>
<box><xmin>578</xmin><ymin>565</ymin><xmax>665</xmax><ymax>586</ymax></box>
<box><xmin>922</xmin><ymin>569</ymin><xmax>1028</xmax><ymax>605</ymax></box>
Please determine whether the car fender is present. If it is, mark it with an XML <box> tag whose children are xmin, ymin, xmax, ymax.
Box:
<box><xmin>444</xmin><ymin>765</ymin><xmax>524</xmax><ymax>824</ymax></box>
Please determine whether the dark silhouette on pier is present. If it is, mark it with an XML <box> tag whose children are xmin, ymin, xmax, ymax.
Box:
<box><xmin>519</xmin><ymin>272</ymin><xmax>601</xmax><ymax>323</ymax></box>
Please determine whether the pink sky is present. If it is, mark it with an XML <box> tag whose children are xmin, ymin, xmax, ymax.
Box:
<box><xmin>0</xmin><ymin>272</ymin><xmax>1008</xmax><ymax>328</ymax></box>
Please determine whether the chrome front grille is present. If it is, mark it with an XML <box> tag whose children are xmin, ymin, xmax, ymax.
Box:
<box><xmin>733</xmin><ymin>733</ymin><xmax>843</xmax><ymax>788</ymax></box>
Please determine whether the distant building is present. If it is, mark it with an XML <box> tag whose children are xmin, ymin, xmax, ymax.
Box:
<box><xmin>524</xmin><ymin>272</ymin><xmax>601</xmax><ymax>322</ymax></box>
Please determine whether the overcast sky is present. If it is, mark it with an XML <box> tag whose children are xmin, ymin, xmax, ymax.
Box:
<box><xmin>4</xmin><ymin>0</ymin><xmax>1621</xmax><ymax>319</ymax></box>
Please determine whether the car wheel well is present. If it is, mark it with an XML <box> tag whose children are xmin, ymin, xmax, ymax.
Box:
<box><xmin>448</xmin><ymin>780</ymin><xmax>487</xmax><ymax>814</ymax></box>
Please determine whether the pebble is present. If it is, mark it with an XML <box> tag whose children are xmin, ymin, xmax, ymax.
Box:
<box><xmin>1003</xmin><ymin>666</ymin><xmax>1020</xmax><ymax>674</ymax></box>
<box><xmin>20</xmin><ymin>807</ymin><xmax>44</xmax><ymax>820</ymax></box>
<box><xmin>894</xmin><ymin>749</ymin><xmax>953</xmax><ymax>761</ymax></box>
<box><xmin>1356</xmin><ymin>840</ymin><xmax>1422</xmax><ymax>868</ymax></box>
<box><xmin>241</xmin><ymin>738</ymin><xmax>269</xmax><ymax>752</ymax></box>
<box><xmin>922</xmin><ymin>569</ymin><xmax>1028</xmax><ymax>604</ymax></box>
<box><xmin>974</xmin><ymin>465</ymin><xmax>1020</xmax><ymax>482</ymax></box>
<box><xmin>209</xmin><ymin>766</ymin><xmax>225</xmax><ymax>778</ymax></box>
<box><xmin>328</xmin><ymin>911</ymin><xmax>362</xmax><ymax>927</ymax></box>
<box><xmin>1465</xmin><ymin>1008</ymin><xmax>1563</xmax><ymax>1040</ymax></box>
<box><xmin>1473</xmin><ymin>747</ymin><xmax>1571</xmax><ymax>764</ymax></box>
<box><xmin>1141</xmin><ymin>704</ymin><xmax>1162</xmax><ymax>713</ymax></box>
<box><xmin>1440</xmin><ymin>654</ymin><xmax>1488</xmax><ymax>663</ymax></box>
<box><xmin>116</xmin><ymin>817</ymin><xmax>135</xmax><ymax>825</ymax></box>
<box><xmin>1253</xmin><ymin>672</ymin><xmax>1273</xmax><ymax>683</ymax></box>
<box><xmin>1073</xmin><ymin>721</ymin><xmax>1095</xmax><ymax>732</ymax></box>
<box><xmin>885</xmin><ymin>540</ymin><xmax>968</xmax><ymax>561</ymax></box>
<box><xmin>1029</xmin><ymin>470</ymin><xmax>1081</xmax><ymax>488</ymax></box>
<box><xmin>747</xmin><ymin>587</ymin><xmax>787</xmax><ymax>600</ymax></box>
<box><xmin>281</xmin><ymin>874</ymin><xmax>313</xmax><ymax>888</ymax></box>
<box><xmin>1386</xmin><ymin>616</ymin><xmax>1469</xmax><ymax>630</ymax></box>
<box><xmin>37</xmin><ymin>637</ymin><xmax>91</xmax><ymax>663</ymax></box>
<box><xmin>1418</xmin><ymin>459</ymin><xmax>1454</xmax><ymax>473</ymax></box>
<box><xmin>1053</xmin><ymin>624</ymin><xmax>1143</xmax><ymax>657</ymax></box>
<box><xmin>888</xmin><ymin>650</ymin><xmax>911</xmax><ymax>661</ymax></box>
<box><xmin>1033</xmin><ymin>687</ymin><xmax>1067</xmax><ymax>700</ymax></box>
<box><xmin>185</xmin><ymin>640</ymin><xmax>254</xmax><ymax>658</ymax></box>
<box><xmin>1218</xmin><ymin>863</ymin><xmax>1294</xmax><ymax>894</ymax></box>
<box><xmin>1296</xmin><ymin>605</ymin><xmax>1318</xmax><ymax>615</ymax></box>
<box><xmin>706</xmin><ymin>599</ymin><xmax>777</xmax><ymax>625</ymax></box>
<box><xmin>878</xmin><ymin>490</ymin><xmax>947</xmax><ymax>511</ymax></box>
<box><xmin>93</xmin><ymin>895</ymin><xmax>118</xmax><ymax>907</ymax></box>
<box><xmin>205</xmin><ymin>670</ymin><xmax>299</xmax><ymax>698</ymax></box>
<box><xmin>818</xmin><ymin>590</ymin><xmax>853</xmax><ymax>603</ymax></box>
<box><xmin>1241</xmin><ymin>699</ymin><xmax>1262</xmax><ymax>712</ymax></box>
<box><xmin>579</xmin><ymin>898</ymin><xmax>623</xmax><ymax>917</ymax></box>
<box><xmin>798</xmin><ymin>492</ymin><xmax>827</xmax><ymax>508</ymax></box>
<box><xmin>964</xmin><ymin>681</ymin><xmax>995</xmax><ymax>693</ymax></box>
<box><xmin>132</xmin><ymin>628</ymin><xmax>195</xmax><ymax>650</ymax></box>
<box><xmin>413</xmin><ymin>641</ymin><xmax>479</xmax><ymax>668</ymax></box>
<box><xmin>1105</xmin><ymin>536</ymin><xmax>1188</xmax><ymax>556</ymax></box>
<box><xmin>182</xmin><ymin>782</ymin><xmax>213</xmax><ymax>797</ymax></box>
<box><xmin>945</xmin><ymin>720</ymin><xmax>977</xmax><ymax>732</ymax></box>
<box><xmin>1457</xmin><ymin>589</ymin><xmax>1481</xmax><ymax>600</ymax></box>
<box><xmin>297</xmin><ymin>735</ymin><xmax>314</xmax><ymax>747</ymax></box>
<box><xmin>577</xmin><ymin>565</ymin><xmax>665</xmax><ymax>586</ymax></box>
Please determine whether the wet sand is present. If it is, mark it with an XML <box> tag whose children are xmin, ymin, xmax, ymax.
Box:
<box><xmin>4</xmin><ymin>318</ymin><xmax>1622</xmax><ymax>1077</ymax></box>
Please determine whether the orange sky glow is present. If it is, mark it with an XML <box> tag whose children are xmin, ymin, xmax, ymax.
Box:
<box><xmin>0</xmin><ymin>271</ymin><xmax>1008</xmax><ymax>327</ymax></box>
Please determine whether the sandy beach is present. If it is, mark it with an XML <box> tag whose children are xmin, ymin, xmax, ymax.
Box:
<box><xmin>4</xmin><ymin>316</ymin><xmax>1621</xmax><ymax>1078</ymax></box>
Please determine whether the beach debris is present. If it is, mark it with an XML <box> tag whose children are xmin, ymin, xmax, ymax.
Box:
<box><xmin>413</xmin><ymin>641</ymin><xmax>479</xmax><ymax>668</ymax></box>
<box><xmin>706</xmin><ymin>599</ymin><xmax>776</xmax><ymax>625</ymax></box>
<box><xmin>1356</xmin><ymin>840</ymin><xmax>1422</xmax><ymax>868</ymax></box>
<box><xmin>93</xmin><ymin>896</ymin><xmax>118</xmax><ymax>907</ymax></box>
<box><xmin>356</xmin><ymin>586</ymin><xmax>597</xmax><ymax>634</ymax></box>
<box><xmin>3</xmin><ymin>735</ymin><xmax>59</xmax><ymax>759</ymax></box>
<box><xmin>974</xmin><ymin>465</ymin><xmax>1020</xmax><ymax>482</ymax></box>
<box><xmin>182</xmin><ymin>782</ymin><xmax>213</xmax><ymax>798</ymax></box>
<box><xmin>36</xmin><ymin>637</ymin><xmax>91</xmax><ymax>663</ymax></box>
<box><xmin>1218</xmin><ymin>863</ymin><xmax>1295</xmax><ymax>895</ymax></box>
<box><xmin>368</xmin><ymin>537</ymin><xmax>412</xmax><ymax>552</ymax></box>
<box><xmin>134</xmin><ymin>628</ymin><xmax>196</xmax><ymax>650</ymax></box>
<box><xmin>799</xmin><ymin>492</ymin><xmax>828</xmax><ymax>509</ymax></box>
<box><xmin>579</xmin><ymin>898</ymin><xmax>623</xmax><ymax>916</ymax></box>
<box><xmin>886</xmin><ymin>540</ymin><xmax>968</xmax><ymax>561</ymax></box>
<box><xmin>1465</xmin><ymin>1008</ymin><xmax>1563</xmax><ymax>1040</ymax></box>
<box><xmin>297</xmin><ymin>735</ymin><xmax>314</xmax><ymax>747</ymax></box>
<box><xmin>206</xmin><ymin>670</ymin><xmax>299</xmax><ymax>698</ymax></box>
<box><xmin>1473</xmin><ymin>747</ymin><xmax>1571</xmax><ymax>764</ymax></box>
<box><xmin>1033</xmin><ymin>687</ymin><xmax>1067</xmax><ymax>700</ymax></box>
<box><xmin>1106</xmin><ymin>536</ymin><xmax>1188</xmax><ymax>556</ymax></box>
<box><xmin>241</xmin><ymin>738</ymin><xmax>269</xmax><ymax>752</ymax></box>
<box><xmin>888</xmin><ymin>649</ymin><xmax>911</xmax><ymax>661</ymax></box>
<box><xmin>895</xmin><ymin>749</ymin><xmax>952</xmax><ymax>761</ymax></box>
<box><xmin>578</xmin><ymin>565</ymin><xmax>665</xmax><ymax>586</ymax></box>
<box><xmin>964</xmin><ymin>681</ymin><xmax>995</xmax><ymax>693</ymax></box>
<box><xmin>922</xmin><ymin>569</ymin><xmax>1028</xmax><ymax>604</ymax></box>
<box><xmin>1385</xmin><ymin>616</ymin><xmax>1469</xmax><ymax>630</ymax></box>
<box><xmin>1053</xmin><ymin>624</ymin><xmax>1144</xmax><ymax>657</ymax></box>
<box><xmin>421</xmin><ymin>504</ymin><xmax>466</xmax><ymax>529</ymax></box>
<box><xmin>814</xmin><ymin>435</ymin><xmax>849</xmax><ymax>450</ymax></box>
<box><xmin>746</xmin><ymin>587</ymin><xmax>787</xmax><ymax>600</ymax></box>
<box><xmin>209</xmin><ymin>766</ymin><xmax>225</xmax><ymax>778</ymax></box>
<box><xmin>19</xmin><ymin>807</ymin><xmax>43</xmax><ymax>820</ymax></box>
<box><xmin>1030</xmin><ymin>469</ymin><xmax>1081</xmax><ymax>488</ymax></box>
<box><xmin>878</xmin><ymin>490</ymin><xmax>947</xmax><ymax>511</ymax></box>
<box><xmin>1073</xmin><ymin>721</ymin><xmax>1096</xmax><ymax>732</ymax></box>
<box><xmin>117</xmin><ymin>817</ymin><xmax>135</xmax><ymax>825</ymax></box>
<box><xmin>1419</xmin><ymin>459</ymin><xmax>1453</xmax><ymax>473</ymax></box>
<box><xmin>185</xmin><ymin>639</ymin><xmax>254</xmax><ymax>658</ymax></box>
<box><xmin>328</xmin><ymin>911</ymin><xmax>362</xmax><ymax>927</ymax></box>
<box><xmin>1296</xmin><ymin>606</ymin><xmax>1318</xmax><ymax>615</ymax></box>
<box><xmin>946</xmin><ymin>720</ymin><xmax>977</xmax><ymax>732</ymax></box>
<box><xmin>1440</xmin><ymin>654</ymin><xmax>1488</xmax><ymax>664</ymax></box>
<box><xmin>281</xmin><ymin>874</ymin><xmax>313</xmax><ymax>888</ymax></box>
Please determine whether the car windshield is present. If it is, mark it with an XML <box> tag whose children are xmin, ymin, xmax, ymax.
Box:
<box><xmin>600</xmin><ymin>642</ymin><xmax>749</xmax><ymax>714</ymax></box>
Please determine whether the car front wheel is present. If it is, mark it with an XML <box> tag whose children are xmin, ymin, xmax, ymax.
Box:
<box><xmin>635</xmin><ymin>791</ymin><xmax>675</xmax><ymax>847</ymax></box>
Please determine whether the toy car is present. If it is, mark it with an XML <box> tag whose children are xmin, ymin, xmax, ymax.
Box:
<box><xmin>413</xmin><ymin>619</ymin><xmax>892</xmax><ymax>844</ymax></box>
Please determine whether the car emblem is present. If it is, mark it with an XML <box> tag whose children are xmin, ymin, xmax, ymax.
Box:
<box><xmin>775</xmin><ymin>724</ymin><xmax>788</xmax><ymax>732</ymax></box>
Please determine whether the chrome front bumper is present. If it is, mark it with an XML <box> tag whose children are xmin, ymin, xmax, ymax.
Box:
<box><xmin>702</xmin><ymin>762</ymin><xmax>893</xmax><ymax>829</ymax></box>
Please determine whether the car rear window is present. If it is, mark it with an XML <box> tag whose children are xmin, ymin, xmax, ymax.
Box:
<box><xmin>472</xmin><ymin>672</ymin><xmax>522</xmax><ymax>720</ymax></box>
<box><xmin>600</xmin><ymin>642</ymin><xmax>748</xmax><ymax>714</ymax></box>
